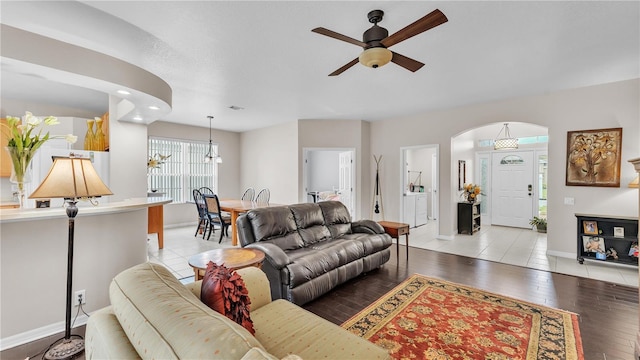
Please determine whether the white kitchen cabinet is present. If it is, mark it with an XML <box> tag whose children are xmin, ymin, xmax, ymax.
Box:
<box><xmin>403</xmin><ymin>193</ymin><xmax>428</xmax><ymax>228</ymax></box>
<box><xmin>415</xmin><ymin>194</ymin><xmax>428</xmax><ymax>226</ymax></box>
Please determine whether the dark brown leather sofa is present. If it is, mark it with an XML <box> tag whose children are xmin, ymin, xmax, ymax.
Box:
<box><xmin>236</xmin><ymin>201</ymin><xmax>392</xmax><ymax>305</ymax></box>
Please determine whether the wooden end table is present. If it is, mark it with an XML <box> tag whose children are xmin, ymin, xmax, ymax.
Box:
<box><xmin>378</xmin><ymin>221</ymin><xmax>410</xmax><ymax>260</ymax></box>
<box><xmin>188</xmin><ymin>248</ymin><xmax>265</xmax><ymax>281</ymax></box>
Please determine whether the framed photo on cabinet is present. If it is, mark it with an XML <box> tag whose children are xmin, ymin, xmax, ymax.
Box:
<box><xmin>583</xmin><ymin>220</ymin><xmax>598</xmax><ymax>235</ymax></box>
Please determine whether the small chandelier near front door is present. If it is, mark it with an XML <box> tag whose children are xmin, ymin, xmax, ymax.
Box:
<box><xmin>494</xmin><ymin>123</ymin><xmax>518</xmax><ymax>150</ymax></box>
<box><xmin>204</xmin><ymin>115</ymin><xmax>222</xmax><ymax>163</ymax></box>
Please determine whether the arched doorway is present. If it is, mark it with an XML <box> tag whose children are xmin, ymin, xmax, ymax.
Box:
<box><xmin>453</xmin><ymin>122</ymin><xmax>548</xmax><ymax>228</ymax></box>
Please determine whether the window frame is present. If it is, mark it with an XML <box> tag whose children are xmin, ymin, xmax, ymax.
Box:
<box><xmin>148</xmin><ymin>136</ymin><xmax>219</xmax><ymax>203</ymax></box>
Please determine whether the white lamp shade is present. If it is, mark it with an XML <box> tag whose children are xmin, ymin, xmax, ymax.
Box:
<box><xmin>29</xmin><ymin>157</ymin><xmax>112</xmax><ymax>199</ymax></box>
<box><xmin>359</xmin><ymin>47</ymin><xmax>392</xmax><ymax>68</ymax></box>
<box><xmin>494</xmin><ymin>138</ymin><xmax>519</xmax><ymax>150</ymax></box>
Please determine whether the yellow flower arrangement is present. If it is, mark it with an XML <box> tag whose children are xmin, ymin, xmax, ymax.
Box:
<box><xmin>461</xmin><ymin>183</ymin><xmax>483</xmax><ymax>203</ymax></box>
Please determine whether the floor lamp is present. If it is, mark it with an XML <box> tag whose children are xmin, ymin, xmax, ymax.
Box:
<box><xmin>29</xmin><ymin>156</ymin><xmax>112</xmax><ymax>360</ymax></box>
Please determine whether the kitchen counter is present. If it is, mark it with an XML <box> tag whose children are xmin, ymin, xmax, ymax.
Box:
<box><xmin>0</xmin><ymin>196</ymin><xmax>172</xmax><ymax>223</ymax></box>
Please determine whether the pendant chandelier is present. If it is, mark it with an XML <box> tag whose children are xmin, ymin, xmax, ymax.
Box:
<box><xmin>494</xmin><ymin>123</ymin><xmax>518</xmax><ymax>150</ymax></box>
<box><xmin>204</xmin><ymin>115</ymin><xmax>222</xmax><ymax>163</ymax></box>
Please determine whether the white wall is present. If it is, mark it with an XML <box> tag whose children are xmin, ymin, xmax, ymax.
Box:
<box><xmin>147</xmin><ymin>121</ymin><xmax>241</xmax><ymax>227</ymax></box>
<box><xmin>407</xmin><ymin>147</ymin><xmax>435</xmax><ymax>192</ymax></box>
<box><xmin>0</xmin><ymin>210</ymin><xmax>147</xmax><ymax>342</ymax></box>
<box><xmin>307</xmin><ymin>150</ymin><xmax>340</xmax><ymax>192</ymax></box>
<box><xmin>370</xmin><ymin>79</ymin><xmax>639</xmax><ymax>254</ymax></box>
<box><xmin>240</xmin><ymin>121</ymin><xmax>299</xmax><ymax>206</ymax></box>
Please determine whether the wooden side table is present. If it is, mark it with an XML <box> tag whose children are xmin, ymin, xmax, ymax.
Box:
<box><xmin>378</xmin><ymin>221</ymin><xmax>410</xmax><ymax>260</ymax></box>
<box><xmin>188</xmin><ymin>248</ymin><xmax>265</xmax><ymax>281</ymax></box>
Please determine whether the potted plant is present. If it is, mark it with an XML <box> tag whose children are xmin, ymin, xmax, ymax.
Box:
<box><xmin>529</xmin><ymin>216</ymin><xmax>547</xmax><ymax>233</ymax></box>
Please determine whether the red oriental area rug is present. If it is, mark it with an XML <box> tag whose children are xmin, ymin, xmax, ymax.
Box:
<box><xmin>342</xmin><ymin>274</ymin><xmax>584</xmax><ymax>360</ymax></box>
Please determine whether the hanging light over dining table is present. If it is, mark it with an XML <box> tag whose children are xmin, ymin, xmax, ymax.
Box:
<box><xmin>204</xmin><ymin>115</ymin><xmax>222</xmax><ymax>163</ymax></box>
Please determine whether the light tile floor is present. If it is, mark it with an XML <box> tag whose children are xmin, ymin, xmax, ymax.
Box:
<box><xmin>148</xmin><ymin>221</ymin><xmax>638</xmax><ymax>287</ymax></box>
<box><xmin>408</xmin><ymin>220</ymin><xmax>638</xmax><ymax>287</ymax></box>
<box><xmin>147</xmin><ymin>227</ymin><xmax>234</xmax><ymax>280</ymax></box>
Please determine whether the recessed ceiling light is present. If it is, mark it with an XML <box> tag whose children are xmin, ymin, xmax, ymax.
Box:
<box><xmin>229</xmin><ymin>105</ymin><xmax>244</xmax><ymax>111</ymax></box>
<box><xmin>133</xmin><ymin>116</ymin><xmax>143</xmax><ymax>121</ymax></box>
<box><xmin>117</xmin><ymin>90</ymin><xmax>131</xmax><ymax>95</ymax></box>
<box><xmin>148</xmin><ymin>105</ymin><xmax>160</xmax><ymax>110</ymax></box>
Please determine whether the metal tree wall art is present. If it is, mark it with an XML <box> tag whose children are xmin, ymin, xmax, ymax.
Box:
<box><xmin>566</xmin><ymin>127</ymin><xmax>622</xmax><ymax>187</ymax></box>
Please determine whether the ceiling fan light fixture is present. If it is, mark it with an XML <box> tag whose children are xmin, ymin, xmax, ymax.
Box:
<box><xmin>494</xmin><ymin>123</ymin><xmax>518</xmax><ymax>150</ymax></box>
<box><xmin>359</xmin><ymin>47</ymin><xmax>392</xmax><ymax>68</ymax></box>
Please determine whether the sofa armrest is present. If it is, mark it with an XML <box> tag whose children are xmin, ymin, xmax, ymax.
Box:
<box><xmin>184</xmin><ymin>267</ymin><xmax>273</xmax><ymax>312</ymax></box>
<box><xmin>245</xmin><ymin>243</ymin><xmax>292</xmax><ymax>301</ymax></box>
<box><xmin>86</xmin><ymin>306</ymin><xmax>141</xmax><ymax>360</ymax></box>
<box><xmin>351</xmin><ymin>219</ymin><xmax>385</xmax><ymax>234</ymax></box>
<box><xmin>246</xmin><ymin>243</ymin><xmax>291</xmax><ymax>269</ymax></box>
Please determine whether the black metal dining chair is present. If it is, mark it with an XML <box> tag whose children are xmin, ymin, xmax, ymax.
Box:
<box><xmin>203</xmin><ymin>194</ymin><xmax>232</xmax><ymax>243</ymax></box>
<box><xmin>199</xmin><ymin>186</ymin><xmax>214</xmax><ymax>196</ymax></box>
<box><xmin>192</xmin><ymin>189</ymin><xmax>209</xmax><ymax>238</ymax></box>
<box><xmin>255</xmin><ymin>188</ymin><xmax>270</xmax><ymax>204</ymax></box>
<box><xmin>241</xmin><ymin>187</ymin><xmax>255</xmax><ymax>201</ymax></box>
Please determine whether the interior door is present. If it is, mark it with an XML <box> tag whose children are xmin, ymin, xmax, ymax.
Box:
<box><xmin>491</xmin><ymin>151</ymin><xmax>534</xmax><ymax>228</ymax></box>
<box><xmin>338</xmin><ymin>151</ymin><xmax>354</xmax><ymax>217</ymax></box>
<box><xmin>431</xmin><ymin>153</ymin><xmax>438</xmax><ymax>220</ymax></box>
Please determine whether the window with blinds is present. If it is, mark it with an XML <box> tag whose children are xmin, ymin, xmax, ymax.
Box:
<box><xmin>148</xmin><ymin>137</ymin><xmax>218</xmax><ymax>203</ymax></box>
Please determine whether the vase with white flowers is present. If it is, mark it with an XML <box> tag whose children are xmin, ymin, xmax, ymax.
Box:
<box><xmin>2</xmin><ymin>112</ymin><xmax>77</xmax><ymax>208</ymax></box>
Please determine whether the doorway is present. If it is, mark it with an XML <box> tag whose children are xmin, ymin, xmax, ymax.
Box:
<box><xmin>476</xmin><ymin>148</ymin><xmax>548</xmax><ymax>227</ymax></box>
<box><xmin>491</xmin><ymin>150</ymin><xmax>535</xmax><ymax>228</ymax></box>
<box><xmin>401</xmin><ymin>145</ymin><xmax>439</xmax><ymax>228</ymax></box>
<box><xmin>303</xmin><ymin>148</ymin><xmax>356</xmax><ymax>217</ymax></box>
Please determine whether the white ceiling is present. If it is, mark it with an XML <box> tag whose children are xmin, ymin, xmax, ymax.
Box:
<box><xmin>1</xmin><ymin>1</ymin><xmax>638</xmax><ymax>133</ymax></box>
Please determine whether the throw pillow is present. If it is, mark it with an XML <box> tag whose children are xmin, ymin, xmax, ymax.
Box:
<box><xmin>201</xmin><ymin>261</ymin><xmax>255</xmax><ymax>335</ymax></box>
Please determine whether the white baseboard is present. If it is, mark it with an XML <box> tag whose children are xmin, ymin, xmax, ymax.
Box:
<box><xmin>436</xmin><ymin>234</ymin><xmax>455</xmax><ymax>241</ymax></box>
<box><xmin>0</xmin><ymin>314</ymin><xmax>89</xmax><ymax>351</ymax></box>
<box><xmin>546</xmin><ymin>250</ymin><xmax>575</xmax><ymax>259</ymax></box>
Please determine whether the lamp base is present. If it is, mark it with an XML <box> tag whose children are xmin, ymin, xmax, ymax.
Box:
<box><xmin>44</xmin><ymin>338</ymin><xmax>84</xmax><ymax>360</ymax></box>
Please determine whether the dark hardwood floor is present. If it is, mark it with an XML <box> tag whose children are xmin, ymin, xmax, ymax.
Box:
<box><xmin>303</xmin><ymin>245</ymin><xmax>639</xmax><ymax>360</ymax></box>
<box><xmin>2</xmin><ymin>245</ymin><xmax>637</xmax><ymax>359</ymax></box>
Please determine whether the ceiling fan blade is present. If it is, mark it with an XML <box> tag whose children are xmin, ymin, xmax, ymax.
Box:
<box><xmin>312</xmin><ymin>27</ymin><xmax>367</xmax><ymax>48</ymax></box>
<box><xmin>391</xmin><ymin>52</ymin><xmax>425</xmax><ymax>72</ymax></box>
<box><xmin>381</xmin><ymin>9</ymin><xmax>448</xmax><ymax>48</ymax></box>
<box><xmin>329</xmin><ymin>58</ymin><xmax>359</xmax><ymax>76</ymax></box>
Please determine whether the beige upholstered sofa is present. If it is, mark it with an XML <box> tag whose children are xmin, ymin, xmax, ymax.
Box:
<box><xmin>85</xmin><ymin>262</ymin><xmax>389</xmax><ymax>360</ymax></box>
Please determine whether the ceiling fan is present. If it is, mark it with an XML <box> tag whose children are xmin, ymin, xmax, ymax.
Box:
<box><xmin>312</xmin><ymin>9</ymin><xmax>448</xmax><ymax>76</ymax></box>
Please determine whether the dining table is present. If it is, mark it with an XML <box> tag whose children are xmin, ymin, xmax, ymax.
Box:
<box><xmin>218</xmin><ymin>199</ymin><xmax>282</xmax><ymax>246</ymax></box>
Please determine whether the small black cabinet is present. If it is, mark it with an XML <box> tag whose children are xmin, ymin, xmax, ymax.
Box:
<box><xmin>576</xmin><ymin>214</ymin><xmax>638</xmax><ymax>267</ymax></box>
<box><xmin>458</xmin><ymin>202</ymin><xmax>481</xmax><ymax>235</ymax></box>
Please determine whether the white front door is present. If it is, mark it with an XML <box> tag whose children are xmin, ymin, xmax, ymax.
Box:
<box><xmin>491</xmin><ymin>151</ymin><xmax>534</xmax><ymax>228</ymax></box>
<box><xmin>338</xmin><ymin>151</ymin><xmax>354</xmax><ymax>217</ymax></box>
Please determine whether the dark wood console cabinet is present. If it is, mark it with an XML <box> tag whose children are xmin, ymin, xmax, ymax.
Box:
<box><xmin>458</xmin><ymin>202</ymin><xmax>481</xmax><ymax>235</ymax></box>
<box><xmin>575</xmin><ymin>213</ymin><xmax>638</xmax><ymax>267</ymax></box>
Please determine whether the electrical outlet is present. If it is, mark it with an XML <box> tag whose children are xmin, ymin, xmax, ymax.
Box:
<box><xmin>74</xmin><ymin>290</ymin><xmax>86</xmax><ymax>306</ymax></box>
